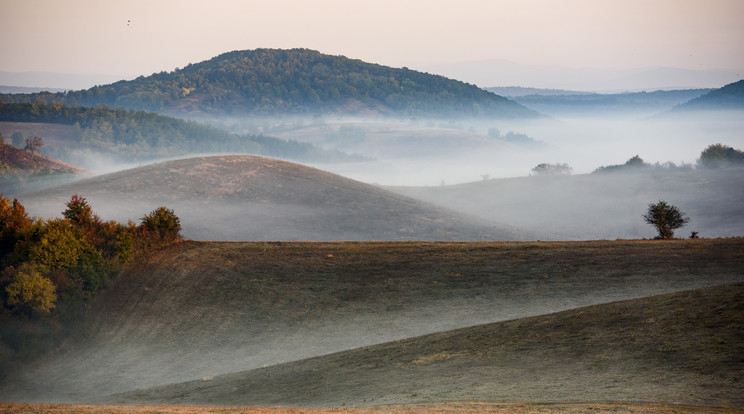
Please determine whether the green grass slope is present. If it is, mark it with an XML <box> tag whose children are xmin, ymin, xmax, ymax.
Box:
<box><xmin>1</xmin><ymin>239</ymin><xmax>742</xmax><ymax>403</ymax></box>
<box><xmin>104</xmin><ymin>282</ymin><xmax>744</xmax><ymax>408</ymax></box>
<box><xmin>14</xmin><ymin>155</ymin><xmax>515</xmax><ymax>241</ymax></box>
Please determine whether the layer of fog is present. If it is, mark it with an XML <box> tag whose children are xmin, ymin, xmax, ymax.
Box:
<box><xmin>258</xmin><ymin>111</ymin><xmax>744</xmax><ymax>187</ymax></box>
<box><xmin>6</xmin><ymin>256</ymin><xmax>743</xmax><ymax>402</ymax></box>
<box><xmin>9</xmin><ymin>106</ymin><xmax>744</xmax><ymax>241</ymax></box>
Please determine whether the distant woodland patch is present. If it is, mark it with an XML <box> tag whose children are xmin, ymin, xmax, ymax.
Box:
<box><xmin>0</xmin><ymin>102</ymin><xmax>366</xmax><ymax>165</ymax></box>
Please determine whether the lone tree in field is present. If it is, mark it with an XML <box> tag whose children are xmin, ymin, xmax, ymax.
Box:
<box><xmin>642</xmin><ymin>200</ymin><xmax>690</xmax><ymax>239</ymax></box>
<box><xmin>24</xmin><ymin>136</ymin><xmax>44</xmax><ymax>155</ymax></box>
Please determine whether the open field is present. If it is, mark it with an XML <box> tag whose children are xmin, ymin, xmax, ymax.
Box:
<box><xmin>2</xmin><ymin>239</ymin><xmax>742</xmax><ymax>408</ymax></box>
<box><xmin>3</xmin><ymin>402</ymin><xmax>742</xmax><ymax>413</ymax></box>
<box><xmin>101</xmin><ymin>282</ymin><xmax>744</xmax><ymax>408</ymax></box>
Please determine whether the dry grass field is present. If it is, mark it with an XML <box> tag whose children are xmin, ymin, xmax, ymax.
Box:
<box><xmin>3</xmin><ymin>402</ymin><xmax>742</xmax><ymax>413</ymax></box>
<box><xmin>2</xmin><ymin>239</ymin><xmax>742</xmax><ymax>410</ymax></box>
<box><xmin>388</xmin><ymin>167</ymin><xmax>744</xmax><ymax>240</ymax></box>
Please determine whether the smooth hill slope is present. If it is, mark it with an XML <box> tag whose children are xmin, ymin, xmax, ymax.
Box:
<box><xmin>0</xmin><ymin>49</ymin><xmax>540</xmax><ymax>119</ymax></box>
<box><xmin>14</xmin><ymin>155</ymin><xmax>516</xmax><ymax>241</ymax></box>
<box><xmin>103</xmin><ymin>282</ymin><xmax>744</xmax><ymax>408</ymax></box>
<box><xmin>388</xmin><ymin>167</ymin><xmax>744</xmax><ymax>240</ymax></box>
<box><xmin>2</xmin><ymin>239</ymin><xmax>742</xmax><ymax>402</ymax></box>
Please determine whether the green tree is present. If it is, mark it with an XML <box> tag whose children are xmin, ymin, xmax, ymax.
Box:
<box><xmin>642</xmin><ymin>200</ymin><xmax>690</xmax><ymax>239</ymax></box>
<box><xmin>6</xmin><ymin>267</ymin><xmax>58</xmax><ymax>314</ymax></box>
<box><xmin>63</xmin><ymin>194</ymin><xmax>99</xmax><ymax>227</ymax></box>
<box><xmin>531</xmin><ymin>163</ymin><xmax>573</xmax><ymax>176</ymax></box>
<box><xmin>141</xmin><ymin>206</ymin><xmax>181</xmax><ymax>242</ymax></box>
<box><xmin>26</xmin><ymin>219</ymin><xmax>87</xmax><ymax>271</ymax></box>
<box><xmin>624</xmin><ymin>155</ymin><xmax>647</xmax><ymax>168</ymax></box>
<box><xmin>697</xmin><ymin>143</ymin><xmax>744</xmax><ymax>168</ymax></box>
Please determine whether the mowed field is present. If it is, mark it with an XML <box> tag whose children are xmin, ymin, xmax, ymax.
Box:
<box><xmin>1</xmin><ymin>239</ymin><xmax>742</xmax><ymax>411</ymax></box>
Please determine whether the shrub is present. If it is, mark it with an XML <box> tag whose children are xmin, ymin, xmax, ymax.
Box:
<box><xmin>141</xmin><ymin>206</ymin><xmax>182</xmax><ymax>242</ymax></box>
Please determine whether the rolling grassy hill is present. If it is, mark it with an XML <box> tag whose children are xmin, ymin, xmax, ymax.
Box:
<box><xmin>103</xmin><ymin>282</ymin><xmax>744</xmax><ymax>408</ymax></box>
<box><xmin>13</xmin><ymin>155</ymin><xmax>517</xmax><ymax>241</ymax></box>
<box><xmin>388</xmin><ymin>167</ymin><xmax>744</xmax><ymax>240</ymax></box>
<box><xmin>0</xmin><ymin>49</ymin><xmax>539</xmax><ymax>120</ymax></box>
<box><xmin>0</xmin><ymin>140</ymin><xmax>87</xmax><ymax>193</ymax></box>
<box><xmin>1</xmin><ymin>238</ymin><xmax>742</xmax><ymax>406</ymax></box>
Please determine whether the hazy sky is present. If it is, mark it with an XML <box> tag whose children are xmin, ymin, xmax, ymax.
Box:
<box><xmin>1</xmin><ymin>0</ymin><xmax>743</xmax><ymax>89</ymax></box>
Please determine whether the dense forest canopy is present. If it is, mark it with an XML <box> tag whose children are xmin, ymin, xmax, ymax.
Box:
<box><xmin>0</xmin><ymin>49</ymin><xmax>539</xmax><ymax>119</ymax></box>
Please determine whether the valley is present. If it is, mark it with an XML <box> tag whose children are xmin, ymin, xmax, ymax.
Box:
<box><xmin>1</xmin><ymin>47</ymin><xmax>743</xmax><ymax>413</ymax></box>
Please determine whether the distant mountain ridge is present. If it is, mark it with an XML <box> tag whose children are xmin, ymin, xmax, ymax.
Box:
<box><xmin>507</xmin><ymin>88</ymin><xmax>712</xmax><ymax>117</ymax></box>
<box><xmin>671</xmin><ymin>79</ymin><xmax>744</xmax><ymax>111</ymax></box>
<box><xmin>0</xmin><ymin>49</ymin><xmax>539</xmax><ymax>119</ymax></box>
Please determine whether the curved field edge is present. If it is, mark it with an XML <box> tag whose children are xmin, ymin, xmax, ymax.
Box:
<box><xmin>100</xmin><ymin>282</ymin><xmax>744</xmax><ymax>408</ymax></box>
<box><xmin>1</xmin><ymin>402</ymin><xmax>741</xmax><ymax>414</ymax></box>
<box><xmin>2</xmin><ymin>239</ymin><xmax>743</xmax><ymax>404</ymax></box>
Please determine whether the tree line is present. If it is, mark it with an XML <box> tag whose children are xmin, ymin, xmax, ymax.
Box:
<box><xmin>531</xmin><ymin>143</ymin><xmax>744</xmax><ymax>176</ymax></box>
<box><xmin>0</xmin><ymin>101</ymin><xmax>365</xmax><ymax>164</ymax></box>
<box><xmin>0</xmin><ymin>195</ymin><xmax>181</xmax><ymax>378</ymax></box>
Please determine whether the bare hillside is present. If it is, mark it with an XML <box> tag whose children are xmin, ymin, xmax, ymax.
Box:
<box><xmin>2</xmin><ymin>239</ymin><xmax>742</xmax><ymax>403</ymax></box>
<box><xmin>0</xmin><ymin>143</ymin><xmax>85</xmax><ymax>173</ymax></box>
<box><xmin>13</xmin><ymin>155</ymin><xmax>516</xmax><ymax>241</ymax></box>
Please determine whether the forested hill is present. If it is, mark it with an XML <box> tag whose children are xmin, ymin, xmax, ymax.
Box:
<box><xmin>0</xmin><ymin>102</ymin><xmax>366</xmax><ymax>166</ymax></box>
<box><xmin>0</xmin><ymin>49</ymin><xmax>539</xmax><ymax>119</ymax></box>
<box><xmin>671</xmin><ymin>79</ymin><xmax>744</xmax><ymax>111</ymax></box>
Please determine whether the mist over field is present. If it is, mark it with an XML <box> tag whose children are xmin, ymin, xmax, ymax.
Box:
<box><xmin>240</xmin><ymin>108</ymin><xmax>744</xmax><ymax>188</ymax></box>
<box><xmin>2</xmin><ymin>41</ymin><xmax>744</xmax><ymax>411</ymax></box>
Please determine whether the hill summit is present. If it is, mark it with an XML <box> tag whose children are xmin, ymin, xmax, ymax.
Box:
<box><xmin>1</xmin><ymin>49</ymin><xmax>539</xmax><ymax>119</ymax></box>
<box><xmin>15</xmin><ymin>155</ymin><xmax>517</xmax><ymax>241</ymax></box>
